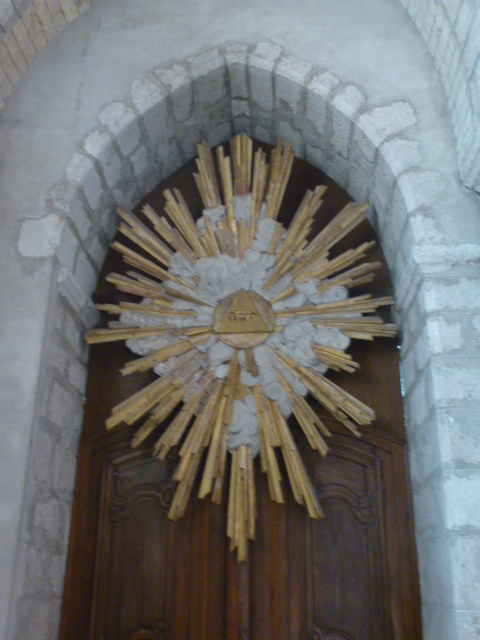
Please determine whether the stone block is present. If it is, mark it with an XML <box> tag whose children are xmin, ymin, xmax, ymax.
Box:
<box><xmin>17</xmin><ymin>214</ymin><xmax>63</xmax><ymax>258</ymax></box>
<box><xmin>305</xmin><ymin>71</ymin><xmax>340</xmax><ymax>136</ymax></box>
<box><xmin>355</xmin><ymin>101</ymin><xmax>417</xmax><ymax>162</ymax></box>
<box><xmin>13</xmin><ymin>596</ymin><xmax>51</xmax><ymax>640</ymax></box>
<box><xmin>155</xmin><ymin>61</ymin><xmax>189</xmax><ymax>93</ymax></box>
<box><xmin>31</xmin><ymin>425</ymin><xmax>55</xmax><ymax>487</ymax></box>
<box><xmin>155</xmin><ymin>140</ymin><xmax>182</xmax><ymax>178</ymax></box>
<box><xmin>397</xmin><ymin>169</ymin><xmax>445</xmax><ymax>213</ymax></box>
<box><xmin>32</xmin><ymin>498</ymin><xmax>65</xmax><ymax>548</ymax></box>
<box><xmin>431</xmin><ymin>354</ymin><xmax>480</xmax><ymax>406</ymax></box>
<box><xmin>412</xmin><ymin>474</ymin><xmax>445</xmax><ymax>537</ymax></box>
<box><xmin>449</xmin><ymin>534</ymin><xmax>480</xmax><ymax>610</ymax></box>
<box><xmin>57</xmin><ymin>267</ymin><xmax>90</xmax><ymax>314</ymax></box>
<box><xmin>231</xmin><ymin>98</ymin><xmax>250</xmax><ymax>117</ymax></box>
<box><xmin>83</xmin><ymin>128</ymin><xmax>124</xmax><ymax>189</ymax></box>
<box><xmin>346</xmin><ymin>165</ymin><xmax>370</xmax><ymax>203</ymax></box>
<box><xmin>112</xmin><ymin>177</ymin><xmax>140</xmax><ymax>211</ymax></box>
<box><xmin>188</xmin><ymin>48</ymin><xmax>226</xmax><ymax>109</ymax></box>
<box><xmin>424</xmin><ymin>277</ymin><xmax>480</xmax><ymax>312</ymax></box>
<box><xmin>67</xmin><ymin>358</ymin><xmax>87</xmax><ymax>393</ymax></box>
<box><xmin>66</xmin><ymin>152</ymin><xmax>103</xmax><ymax>211</ymax></box>
<box><xmin>443</xmin><ymin>470</ymin><xmax>480</xmax><ymax>529</ymax></box>
<box><xmin>325</xmin><ymin>153</ymin><xmax>349</xmax><ymax>190</ymax></box>
<box><xmin>421</xmin><ymin>604</ymin><xmax>457</xmax><ymax>640</ymax></box>
<box><xmin>275</xmin><ymin>55</ymin><xmax>313</xmax><ymax>112</ymax></box>
<box><xmin>416</xmin><ymin>534</ymin><xmax>455</xmax><ymax>606</ymax></box>
<box><xmin>437</xmin><ymin>408</ymin><xmax>480</xmax><ymax>467</ymax></box>
<box><xmin>87</xmin><ymin>234</ymin><xmax>106</xmax><ymax>269</ymax></box>
<box><xmin>426</xmin><ymin>316</ymin><xmax>464</xmax><ymax>354</ymax></box>
<box><xmin>404</xmin><ymin>366</ymin><xmax>434</xmax><ymax>427</ymax></box>
<box><xmin>205</xmin><ymin>120</ymin><xmax>232</xmax><ymax>149</ymax></box>
<box><xmin>249</xmin><ymin>42</ymin><xmax>282</xmax><ymax>111</ymax></box>
<box><xmin>98</xmin><ymin>102</ymin><xmax>142</xmax><ymax>157</ymax></box>
<box><xmin>129</xmin><ymin>143</ymin><xmax>151</xmax><ymax>186</ymax></box>
<box><xmin>225</xmin><ymin>43</ymin><xmax>249</xmax><ymax>99</ymax></box>
<box><xmin>277</xmin><ymin>119</ymin><xmax>303</xmax><ymax>156</ymax></box>
<box><xmin>67</xmin><ymin>195</ymin><xmax>92</xmax><ymax>242</ymax></box>
<box><xmin>130</xmin><ymin>76</ymin><xmax>169</xmax><ymax>145</ymax></box>
<box><xmin>47</xmin><ymin>380</ymin><xmax>74</xmax><ymax>427</ymax></box>
<box><xmin>175</xmin><ymin>123</ymin><xmax>203</xmax><ymax>162</ymax></box>
<box><xmin>305</xmin><ymin>143</ymin><xmax>324</xmax><ymax>169</ymax></box>
<box><xmin>452</xmin><ymin>609</ymin><xmax>480</xmax><ymax>640</ymax></box>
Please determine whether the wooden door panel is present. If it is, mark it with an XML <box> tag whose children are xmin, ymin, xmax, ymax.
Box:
<box><xmin>306</xmin><ymin>443</ymin><xmax>388</xmax><ymax>640</ymax></box>
<box><xmin>59</xmin><ymin>144</ymin><xmax>422</xmax><ymax>640</ymax></box>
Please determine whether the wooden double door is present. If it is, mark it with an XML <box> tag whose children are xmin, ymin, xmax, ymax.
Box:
<box><xmin>59</xmin><ymin>144</ymin><xmax>422</xmax><ymax>639</ymax></box>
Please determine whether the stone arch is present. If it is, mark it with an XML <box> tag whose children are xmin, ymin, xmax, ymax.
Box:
<box><xmin>6</xmin><ymin>43</ymin><xmax>479</xmax><ymax>640</ymax></box>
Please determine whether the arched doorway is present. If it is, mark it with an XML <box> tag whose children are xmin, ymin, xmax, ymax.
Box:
<box><xmin>59</xmin><ymin>140</ymin><xmax>422</xmax><ymax>639</ymax></box>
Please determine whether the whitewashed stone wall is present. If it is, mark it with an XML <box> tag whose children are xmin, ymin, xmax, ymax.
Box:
<box><xmin>5</xmin><ymin>44</ymin><xmax>480</xmax><ymax>640</ymax></box>
<box><xmin>399</xmin><ymin>0</ymin><xmax>480</xmax><ymax>190</ymax></box>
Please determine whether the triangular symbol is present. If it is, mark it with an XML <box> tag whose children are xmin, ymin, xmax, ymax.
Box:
<box><xmin>215</xmin><ymin>290</ymin><xmax>272</xmax><ymax>334</ymax></box>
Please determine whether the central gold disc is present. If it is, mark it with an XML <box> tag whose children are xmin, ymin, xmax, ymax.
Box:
<box><xmin>213</xmin><ymin>290</ymin><xmax>275</xmax><ymax>348</ymax></box>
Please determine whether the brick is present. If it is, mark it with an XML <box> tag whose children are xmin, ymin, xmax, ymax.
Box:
<box><xmin>22</xmin><ymin>4</ymin><xmax>47</xmax><ymax>53</ymax></box>
<box><xmin>34</xmin><ymin>0</ymin><xmax>56</xmax><ymax>40</ymax></box>
<box><xmin>2</xmin><ymin>30</ymin><xmax>27</xmax><ymax>74</ymax></box>
<box><xmin>0</xmin><ymin>0</ymin><xmax>15</xmax><ymax>28</ymax></box>
<box><xmin>44</xmin><ymin>0</ymin><xmax>66</xmax><ymax>31</ymax></box>
<box><xmin>59</xmin><ymin>0</ymin><xmax>78</xmax><ymax>22</ymax></box>
<box><xmin>0</xmin><ymin>61</ymin><xmax>12</xmax><ymax>99</ymax></box>
<box><xmin>0</xmin><ymin>42</ymin><xmax>20</xmax><ymax>84</ymax></box>
<box><xmin>17</xmin><ymin>214</ymin><xmax>64</xmax><ymax>258</ymax></box>
<box><xmin>98</xmin><ymin>101</ymin><xmax>141</xmax><ymax>156</ymax></box>
<box><xmin>83</xmin><ymin>129</ymin><xmax>123</xmax><ymax>189</ymax></box>
<box><xmin>11</xmin><ymin>16</ymin><xmax>36</xmax><ymax>63</ymax></box>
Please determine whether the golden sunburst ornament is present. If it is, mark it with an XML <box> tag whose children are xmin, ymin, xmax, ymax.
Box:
<box><xmin>86</xmin><ymin>134</ymin><xmax>397</xmax><ymax>561</ymax></box>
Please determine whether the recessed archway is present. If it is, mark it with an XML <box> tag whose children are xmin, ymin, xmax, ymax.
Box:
<box><xmin>5</xmin><ymin>44</ymin><xmax>478</xmax><ymax>640</ymax></box>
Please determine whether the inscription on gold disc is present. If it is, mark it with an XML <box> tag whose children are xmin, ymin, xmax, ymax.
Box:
<box><xmin>213</xmin><ymin>290</ymin><xmax>275</xmax><ymax>348</ymax></box>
